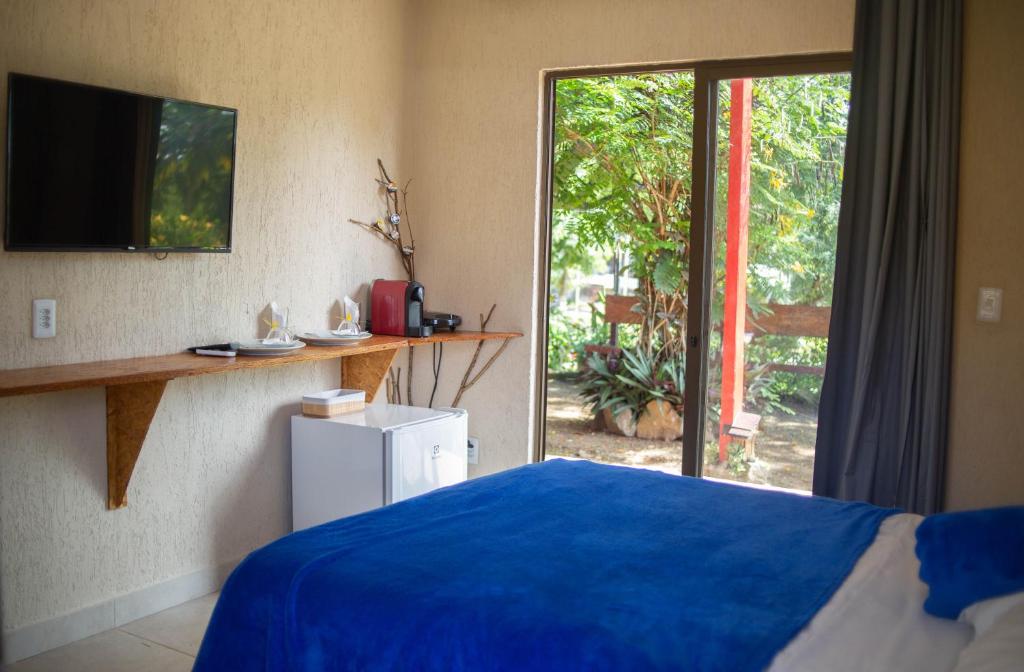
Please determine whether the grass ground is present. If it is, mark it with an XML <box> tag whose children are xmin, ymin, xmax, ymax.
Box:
<box><xmin>544</xmin><ymin>377</ymin><xmax>817</xmax><ymax>492</ymax></box>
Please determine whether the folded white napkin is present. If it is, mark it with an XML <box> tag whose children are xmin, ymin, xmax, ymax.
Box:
<box><xmin>334</xmin><ymin>295</ymin><xmax>361</xmax><ymax>336</ymax></box>
<box><xmin>263</xmin><ymin>302</ymin><xmax>293</xmax><ymax>344</ymax></box>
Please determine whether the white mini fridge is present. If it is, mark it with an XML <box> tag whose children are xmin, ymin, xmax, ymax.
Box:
<box><xmin>291</xmin><ymin>404</ymin><xmax>468</xmax><ymax>531</ymax></box>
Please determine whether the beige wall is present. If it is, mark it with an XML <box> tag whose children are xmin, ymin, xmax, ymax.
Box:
<box><xmin>401</xmin><ymin>0</ymin><xmax>856</xmax><ymax>476</ymax></box>
<box><xmin>0</xmin><ymin>0</ymin><xmax>407</xmax><ymax>635</ymax></box>
<box><xmin>945</xmin><ymin>0</ymin><xmax>1024</xmax><ymax>510</ymax></box>
<box><xmin>403</xmin><ymin>0</ymin><xmax>1024</xmax><ymax>509</ymax></box>
<box><xmin>0</xmin><ymin>0</ymin><xmax>1018</xmax><ymax>648</ymax></box>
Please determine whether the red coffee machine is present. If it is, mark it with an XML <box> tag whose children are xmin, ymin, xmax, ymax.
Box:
<box><xmin>366</xmin><ymin>279</ymin><xmax>433</xmax><ymax>337</ymax></box>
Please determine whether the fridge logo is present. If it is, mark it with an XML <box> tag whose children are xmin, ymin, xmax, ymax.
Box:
<box><xmin>431</xmin><ymin>445</ymin><xmax>440</xmax><ymax>458</ymax></box>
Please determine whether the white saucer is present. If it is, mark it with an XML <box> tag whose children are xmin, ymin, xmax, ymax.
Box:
<box><xmin>233</xmin><ymin>340</ymin><xmax>306</xmax><ymax>356</ymax></box>
<box><xmin>298</xmin><ymin>331</ymin><xmax>374</xmax><ymax>346</ymax></box>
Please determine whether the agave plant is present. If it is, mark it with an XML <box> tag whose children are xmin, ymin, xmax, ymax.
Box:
<box><xmin>579</xmin><ymin>352</ymin><xmax>648</xmax><ymax>419</ymax></box>
<box><xmin>618</xmin><ymin>348</ymin><xmax>685</xmax><ymax>409</ymax></box>
<box><xmin>580</xmin><ymin>347</ymin><xmax>685</xmax><ymax>420</ymax></box>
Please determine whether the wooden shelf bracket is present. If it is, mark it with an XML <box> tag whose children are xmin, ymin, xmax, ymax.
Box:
<box><xmin>106</xmin><ymin>380</ymin><xmax>167</xmax><ymax>509</ymax></box>
<box><xmin>341</xmin><ymin>348</ymin><xmax>399</xmax><ymax>402</ymax></box>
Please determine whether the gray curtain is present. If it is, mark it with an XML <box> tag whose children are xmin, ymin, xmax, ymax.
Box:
<box><xmin>813</xmin><ymin>0</ymin><xmax>962</xmax><ymax>514</ymax></box>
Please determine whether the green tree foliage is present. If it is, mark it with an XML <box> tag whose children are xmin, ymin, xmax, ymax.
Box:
<box><xmin>714</xmin><ymin>74</ymin><xmax>850</xmax><ymax>309</ymax></box>
<box><xmin>552</xmin><ymin>72</ymin><xmax>850</xmax><ymax>408</ymax></box>
<box><xmin>708</xmin><ymin>75</ymin><xmax>848</xmax><ymax>411</ymax></box>
<box><xmin>554</xmin><ymin>73</ymin><xmax>694</xmax><ymax>360</ymax></box>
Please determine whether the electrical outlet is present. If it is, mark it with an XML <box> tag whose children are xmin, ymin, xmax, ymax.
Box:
<box><xmin>32</xmin><ymin>299</ymin><xmax>56</xmax><ymax>338</ymax></box>
<box><xmin>977</xmin><ymin>287</ymin><xmax>1003</xmax><ymax>323</ymax></box>
<box><xmin>467</xmin><ymin>437</ymin><xmax>480</xmax><ymax>465</ymax></box>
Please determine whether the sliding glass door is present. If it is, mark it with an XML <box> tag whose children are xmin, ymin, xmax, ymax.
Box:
<box><xmin>542</xmin><ymin>70</ymin><xmax>694</xmax><ymax>473</ymax></box>
<box><xmin>683</xmin><ymin>58</ymin><xmax>852</xmax><ymax>490</ymax></box>
<box><xmin>537</xmin><ymin>55</ymin><xmax>851</xmax><ymax>490</ymax></box>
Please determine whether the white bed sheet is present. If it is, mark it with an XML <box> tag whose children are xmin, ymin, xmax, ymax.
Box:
<box><xmin>769</xmin><ymin>513</ymin><xmax>973</xmax><ymax>672</ymax></box>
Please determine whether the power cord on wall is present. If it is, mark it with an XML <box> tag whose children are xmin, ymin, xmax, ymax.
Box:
<box><xmin>429</xmin><ymin>342</ymin><xmax>444</xmax><ymax>408</ymax></box>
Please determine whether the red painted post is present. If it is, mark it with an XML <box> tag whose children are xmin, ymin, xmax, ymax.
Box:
<box><xmin>719</xmin><ymin>78</ymin><xmax>752</xmax><ymax>463</ymax></box>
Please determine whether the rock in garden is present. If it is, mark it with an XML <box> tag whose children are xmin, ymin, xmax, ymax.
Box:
<box><xmin>601</xmin><ymin>407</ymin><xmax>637</xmax><ymax>437</ymax></box>
<box><xmin>636</xmin><ymin>400</ymin><xmax>683</xmax><ymax>441</ymax></box>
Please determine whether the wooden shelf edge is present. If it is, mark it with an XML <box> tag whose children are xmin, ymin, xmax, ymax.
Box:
<box><xmin>0</xmin><ymin>336</ymin><xmax>409</xmax><ymax>398</ymax></box>
<box><xmin>2</xmin><ymin>331</ymin><xmax>523</xmax><ymax>510</ymax></box>
<box><xmin>0</xmin><ymin>332</ymin><xmax>522</xmax><ymax>398</ymax></box>
<box><xmin>407</xmin><ymin>330</ymin><xmax>523</xmax><ymax>346</ymax></box>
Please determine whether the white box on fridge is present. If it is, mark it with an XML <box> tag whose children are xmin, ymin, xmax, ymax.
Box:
<box><xmin>291</xmin><ymin>404</ymin><xmax>468</xmax><ymax>531</ymax></box>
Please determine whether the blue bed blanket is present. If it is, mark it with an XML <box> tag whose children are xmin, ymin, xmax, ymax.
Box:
<box><xmin>195</xmin><ymin>460</ymin><xmax>896</xmax><ymax>671</ymax></box>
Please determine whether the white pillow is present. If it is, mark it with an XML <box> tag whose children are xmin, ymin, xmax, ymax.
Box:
<box><xmin>959</xmin><ymin>591</ymin><xmax>1024</xmax><ymax>637</ymax></box>
<box><xmin>952</xmin><ymin>601</ymin><xmax>1024</xmax><ymax>672</ymax></box>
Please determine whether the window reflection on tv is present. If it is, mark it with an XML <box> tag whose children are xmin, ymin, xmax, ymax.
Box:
<box><xmin>148</xmin><ymin>102</ymin><xmax>235</xmax><ymax>249</ymax></box>
<box><xmin>5</xmin><ymin>73</ymin><xmax>237</xmax><ymax>252</ymax></box>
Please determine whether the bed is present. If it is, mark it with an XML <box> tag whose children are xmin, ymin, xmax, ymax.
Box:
<box><xmin>195</xmin><ymin>459</ymin><xmax>1020</xmax><ymax>671</ymax></box>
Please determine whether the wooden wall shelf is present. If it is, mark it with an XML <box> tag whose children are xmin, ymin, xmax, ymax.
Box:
<box><xmin>0</xmin><ymin>331</ymin><xmax>520</xmax><ymax>509</ymax></box>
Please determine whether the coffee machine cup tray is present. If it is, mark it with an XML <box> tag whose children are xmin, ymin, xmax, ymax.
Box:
<box><xmin>423</xmin><ymin>312</ymin><xmax>462</xmax><ymax>332</ymax></box>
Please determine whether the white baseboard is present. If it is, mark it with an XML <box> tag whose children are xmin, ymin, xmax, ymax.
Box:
<box><xmin>1</xmin><ymin>557</ymin><xmax>240</xmax><ymax>665</ymax></box>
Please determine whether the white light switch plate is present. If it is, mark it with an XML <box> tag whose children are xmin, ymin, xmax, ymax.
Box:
<box><xmin>977</xmin><ymin>287</ymin><xmax>1002</xmax><ymax>323</ymax></box>
<box><xmin>467</xmin><ymin>437</ymin><xmax>480</xmax><ymax>465</ymax></box>
<box><xmin>32</xmin><ymin>299</ymin><xmax>56</xmax><ymax>338</ymax></box>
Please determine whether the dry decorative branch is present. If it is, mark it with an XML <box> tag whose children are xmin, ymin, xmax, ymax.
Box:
<box><xmin>386</xmin><ymin>367</ymin><xmax>402</xmax><ymax>405</ymax></box>
<box><xmin>452</xmin><ymin>304</ymin><xmax>512</xmax><ymax>407</ymax></box>
<box><xmin>349</xmin><ymin>160</ymin><xmax>416</xmax><ymax>282</ymax></box>
<box><xmin>350</xmin><ymin>160</ymin><xmax>418</xmax><ymax>403</ymax></box>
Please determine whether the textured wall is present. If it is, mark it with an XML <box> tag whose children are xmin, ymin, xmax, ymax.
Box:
<box><xmin>400</xmin><ymin>0</ymin><xmax>857</xmax><ymax>477</ymax></box>
<box><xmin>2</xmin><ymin>0</ymin><xmax>1015</xmax><ymax>643</ymax></box>
<box><xmin>0</xmin><ymin>0</ymin><xmax>406</xmax><ymax>632</ymax></box>
<box><xmin>945</xmin><ymin>0</ymin><xmax>1024</xmax><ymax>510</ymax></box>
<box><xmin>402</xmin><ymin>0</ymin><xmax>1023</xmax><ymax>510</ymax></box>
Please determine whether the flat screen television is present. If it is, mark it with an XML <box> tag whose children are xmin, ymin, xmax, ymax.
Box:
<box><xmin>4</xmin><ymin>73</ymin><xmax>237</xmax><ymax>252</ymax></box>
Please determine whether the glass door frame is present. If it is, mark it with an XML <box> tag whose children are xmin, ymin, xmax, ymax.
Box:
<box><xmin>534</xmin><ymin>61</ymin><xmax>701</xmax><ymax>464</ymax></box>
<box><xmin>681</xmin><ymin>53</ymin><xmax>852</xmax><ymax>476</ymax></box>
<box><xmin>533</xmin><ymin>53</ymin><xmax>851</xmax><ymax>470</ymax></box>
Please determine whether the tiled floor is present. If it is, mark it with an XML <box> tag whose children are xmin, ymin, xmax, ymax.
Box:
<box><xmin>3</xmin><ymin>593</ymin><xmax>218</xmax><ymax>672</ymax></box>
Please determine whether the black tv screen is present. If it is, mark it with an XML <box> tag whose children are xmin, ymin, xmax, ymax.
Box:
<box><xmin>4</xmin><ymin>73</ymin><xmax>236</xmax><ymax>252</ymax></box>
